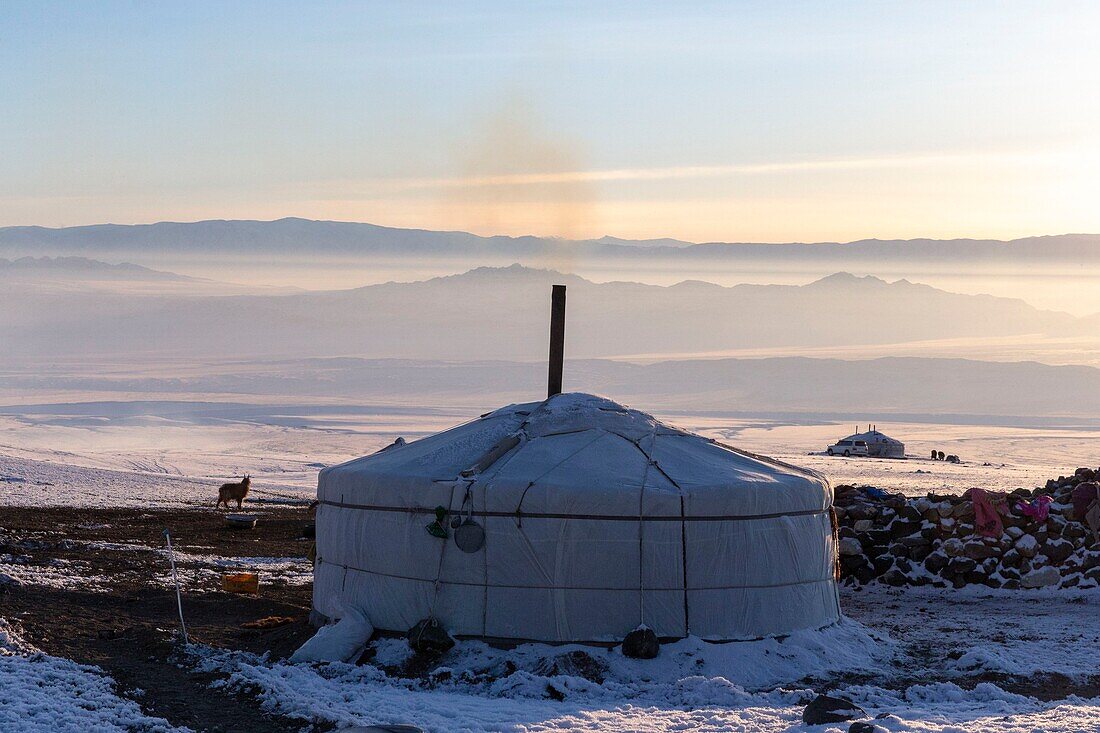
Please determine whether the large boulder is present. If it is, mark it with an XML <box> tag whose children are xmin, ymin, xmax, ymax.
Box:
<box><xmin>962</xmin><ymin>541</ymin><xmax>999</xmax><ymax>561</ymax></box>
<box><xmin>861</xmin><ymin>529</ymin><xmax>892</xmax><ymax>548</ymax></box>
<box><xmin>947</xmin><ymin>557</ymin><xmax>978</xmax><ymax>575</ymax></box>
<box><xmin>896</xmin><ymin>504</ymin><xmax>922</xmax><ymax>522</ymax></box>
<box><xmin>846</xmin><ymin>504</ymin><xmax>878</xmax><ymax>521</ymax></box>
<box><xmin>941</xmin><ymin>538</ymin><xmax>964</xmax><ymax>558</ymax></box>
<box><xmin>1082</xmin><ymin>551</ymin><xmax>1100</xmax><ymax>571</ymax></box>
<box><xmin>888</xmin><ymin>542</ymin><xmax>910</xmax><ymax>559</ymax></box>
<box><xmin>1043</xmin><ymin>539</ymin><xmax>1075</xmax><ymax>564</ymax></box>
<box><xmin>924</xmin><ymin>552</ymin><xmax>949</xmax><ymax>574</ymax></box>
<box><xmin>1062</xmin><ymin>522</ymin><xmax>1088</xmax><ymax>542</ymax></box>
<box><xmin>871</xmin><ymin>555</ymin><xmax>894</xmax><ymax>575</ymax></box>
<box><xmin>1021</xmin><ymin>566</ymin><xmax>1061</xmax><ymax>589</ymax></box>
<box><xmin>909</xmin><ymin>545</ymin><xmax>933</xmax><ymax>563</ymax></box>
<box><xmin>889</xmin><ymin>519</ymin><xmax>922</xmax><ymax>539</ymax></box>
<box><xmin>1015</xmin><ymin>534</ymin><xmax>1039</xmax><ymax>558</ymax></box>
<box><xmin>882</xmin><ymin>569</ymin><xmax>908</xmax><ymax>587</ymax></box>
<box><xmin>854</xmin><ymin>564</ymin><xmax>877</xmax><ymax>585</ymax></box>
<box><xmin>839</xmin><ymin>537</ymin><xmax>863</xmax><ymax>556</ymax></box>
<box><xmin>842</xmin><ymin>555</ymin><xmax>868</xmax><ymax>572</ymax></box>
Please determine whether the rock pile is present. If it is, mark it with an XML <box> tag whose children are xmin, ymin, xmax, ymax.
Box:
<box><xmin>835</xmin><ymin>467</ymin><xmax>1100</xmax><ymax>590</ymax></box>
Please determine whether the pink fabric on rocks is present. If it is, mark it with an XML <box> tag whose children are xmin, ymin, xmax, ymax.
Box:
<box><xmin>964</xmin><ymin>487</ymin><xmax>1004</xmax><ymax>538</ymax></box>
<box><xmin>1016</xmin><ymin>494</ymin><xmax>1053</xmax><ymax>522</ymax></box>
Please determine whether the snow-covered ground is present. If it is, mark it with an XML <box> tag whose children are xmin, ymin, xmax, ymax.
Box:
<box><xmin>0</xmin><ymin>452</ymin><xmax>318</xmax><ymax>509</ymax></box>
<box><xmin>2</xmin><ymin>401</ymin><xmax>1096</xmax><ymax>507</ymax></box>
<box><xmin>0</xmin><ymin>618</ymin><xmax>186</xmax><ymax>732</ymax></box>
<box><xmin>186</xmin><ymin>585</ymin><xmax>1100</xmax><ymax>732</ymax></box>
<box><xmin>159</xmin><ymin>550</ymin><xmax>313</xmax><ymax>589</ymax></box>
<box><xmin>0</xmin><ymin>555</ymin><xmax>113</xmax><ymax>592</ymax></box>
<box><xmin>1</xmin><ymin>535</ymin><xmax>311</xmax><ymax>594</ymax></box>
<box><xmin>3</xmin><ymin>400</ymin><xmax>1098</xmax><ymax>731</ymax></box>
<box><xmin>716</xmin><ymin>420</ymin><xmax>1100</xmax><ymax>496</ymax></box>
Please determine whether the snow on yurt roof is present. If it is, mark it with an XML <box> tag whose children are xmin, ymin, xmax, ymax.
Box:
<box><xmin>320</xmin><ymin>393</ymin><xmax>829</xmax><ymax>517</ymax></box>
<box><xmin>842</xmin><ymin>429</ymin><xmax>903</xmax><ymax>444</ymax></box>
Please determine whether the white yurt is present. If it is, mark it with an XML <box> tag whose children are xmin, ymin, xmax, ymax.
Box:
<box><xmin>312</xmin><ymin>392</ymin><xmax>840</xmax><ymax>643</ymax></box>
<box><xmin>837</xmin><ymin>428</ymin><xmax>905</xmax><ymax>459</ymax></box>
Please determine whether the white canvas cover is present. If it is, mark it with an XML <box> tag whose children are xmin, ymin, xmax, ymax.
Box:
<box><xmin>313</xmin><ymin>393</ymin><xmax>840</xmax><ymax>642</ymax></box>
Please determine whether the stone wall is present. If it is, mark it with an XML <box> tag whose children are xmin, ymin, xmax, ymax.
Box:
<box><xmin>834</xmin><ymin>467</ymin><xmax>1100</xmax><ymax>590</ymax></box>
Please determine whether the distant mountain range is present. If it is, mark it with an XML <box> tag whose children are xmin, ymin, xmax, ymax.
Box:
<box><xmin>0</xmin><ymin>255</ymin><xmax>302</xmax><ymax>296</ymax></box>
<box><xmin>2</xmin><ymin>263</ymin><xmax>1095</xmax><ymax>362</ymax></box>
<box><xmin>0</xmin><ymin>256</ymin><xmax>194</xmax><ymax>281</ymax></box>
<box><xmin>2</xmin><ymin>217</ymin><xmax>1098</xmax><ymax>263</ymax></box>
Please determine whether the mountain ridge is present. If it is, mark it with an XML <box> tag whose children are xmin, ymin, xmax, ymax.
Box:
<box><xmin>0</xmin><ymin>263</ymin><xmax>1089</xmax><ymax>362</ymax></box>
<box><xmin>2</xmin><ymin>217</ymin><xmax>1098</xmax><ymax>261</ymax></box>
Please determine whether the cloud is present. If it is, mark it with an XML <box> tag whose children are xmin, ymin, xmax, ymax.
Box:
<box><xmin>385</xmin><ymin>150</ymin><xmax>1056</xmax><ymax>192</ymax></box>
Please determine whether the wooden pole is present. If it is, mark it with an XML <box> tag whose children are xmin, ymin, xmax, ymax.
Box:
<box><xmin>547</xmin><ymin>285</ymin><xmax>566</xmax><ymax>398</ymax></box>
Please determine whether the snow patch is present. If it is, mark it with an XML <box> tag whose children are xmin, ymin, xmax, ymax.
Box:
<box><xmin>0</xmin><ymin>618</ymin><xmax>187</xmax><ymax>732</ymax></box>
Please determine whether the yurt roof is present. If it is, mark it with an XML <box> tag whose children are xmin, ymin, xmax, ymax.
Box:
<box><xmin>321</xmin><ymin>393</ymin><xmax>829</xmax><ymax>516</ymax></box>
<box><xmin>844</xmin><ymin>429</ymin><xmax>903</xmax><ymax>444</ymax></box>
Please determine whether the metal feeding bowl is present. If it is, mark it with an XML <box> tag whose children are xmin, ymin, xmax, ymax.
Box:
<box><xmin>224</xmin><ymin>513</ymin><xmax>258</xmax><ymax>530</ymax></box>
<box><xmin>453</xmin><ymin>518</ymin><xmax>485</xmax><ymax>553</ymax></box>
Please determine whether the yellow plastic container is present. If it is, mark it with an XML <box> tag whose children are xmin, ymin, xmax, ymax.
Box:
<box><xmin>221</xmin><ymin>571</ymin><xmax>259</xmax><ymax>594</ymax></box>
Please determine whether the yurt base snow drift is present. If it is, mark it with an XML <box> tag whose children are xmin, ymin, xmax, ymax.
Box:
<box><xmin>311</xmin><ymin>393</ymin><xmax>840</xmax><ymax>645</ymax></box>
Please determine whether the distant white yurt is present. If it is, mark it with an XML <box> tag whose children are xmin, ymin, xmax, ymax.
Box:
<box><xmin>831</xmin><ymin>428</ymin><xmax>905</xmax><ymax>459</ymax></box>
<box><xmin>312</xmin><ymin>393</ymin><xmax>840</xmax><ymax>643</ymax></box>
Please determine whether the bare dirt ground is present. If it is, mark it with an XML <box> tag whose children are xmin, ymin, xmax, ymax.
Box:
<box><xmin>0</xmin><ymin>505</ymin><xmax>320</xmax><ymax>733</ymax></box>
<box><xmin>3</xmin><ymin>503</ymin><xmax>1100</xmax><ymax>732</ymax></box>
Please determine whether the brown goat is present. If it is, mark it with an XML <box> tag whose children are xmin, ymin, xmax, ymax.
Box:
<box><xmin>216</xmin><ymin>474</ymin><xmax>251</xmax><ymax>509</ymax></box>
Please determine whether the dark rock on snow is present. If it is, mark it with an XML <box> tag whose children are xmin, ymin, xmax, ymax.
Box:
<box><xmin>803</xmin><ymin>694</ymin><xmax>866</xmax><ymax>725</ymax></box>
<box><xmin>406</xmin><ymin>618</ymin><xmax>455</xmax><ymax>654</ymax></box>
<box><xmin>533</xmin><ymin>650</ymin><xmax>609</xmax><ymax>683</ymax></box>
<box><xmin>849</xmin><ymin>723</ymin><xmax>881</xmax><ymax>733</ymax></box>
<box><xmin>622</xmin><ymin>626</ymin><xmax>660</xmax><ymax>659</ymax></box>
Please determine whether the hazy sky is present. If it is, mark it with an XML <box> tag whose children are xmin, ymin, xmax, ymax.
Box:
<box><xmin>3</xmin><ymin>1</ymin><xmax>1099</xmax><ymax>242</ymax></box>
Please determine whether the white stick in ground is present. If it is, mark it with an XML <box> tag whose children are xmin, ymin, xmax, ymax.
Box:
<box><xmin>162</xmin><ymin>528</ymin><xmax>188</xmax><ymax>645</ymax></box>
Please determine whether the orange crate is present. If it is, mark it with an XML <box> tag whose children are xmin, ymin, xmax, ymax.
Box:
<box><xmin>221</xmin><ymin>571</ymin><xmax>259</xmax><ymax>594</ymax></box>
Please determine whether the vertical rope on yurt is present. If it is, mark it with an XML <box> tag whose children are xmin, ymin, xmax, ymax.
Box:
<box><xmin>829</xmin><ymin>499</ymin><xmax>843</xmax><ymax>619</ymax></box>
<box><xmin>635</xmin><ymin>427</ymin><xmax>658</xmax><ymax>629</ymax></box>
<box><xmin>629</xmin><ymin>427</ymin><xmax>687</xmax><ymax>636</ymax></box>
<box><xmin>427</xmin><ymin>479</ymin><xmax>461</xmax><ymax>620</ymax></box>
<box><xmin>679</xmin><ymin>493</ymin><xmax>689</xmax><ymax>635</ymax></box>
<box><xmin>466</xmin><ymin>431</ymin><xmax>527</xmax><ymax>638</ymax></box>
<box><xmin>481</xmin><ymin>478</ymin><xmax>490</xmax><ymax>637</ymax></box>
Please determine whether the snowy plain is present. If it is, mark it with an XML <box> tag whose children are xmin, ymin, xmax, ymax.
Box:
<box><xmin>2</xmin><ymin>399</ymin><xmax>1098</xmax><ymax>508</ymax></box>
<box><xmin>2</xmin><ymin>399</ymin><xmax>1099</xmax><ymax>731</ymax></box>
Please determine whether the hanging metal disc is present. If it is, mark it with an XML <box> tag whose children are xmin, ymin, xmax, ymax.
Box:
<box><xmin>453</xmin><ymin>518</ymin><xmax>485</xmax><ymax>553</ymax></box>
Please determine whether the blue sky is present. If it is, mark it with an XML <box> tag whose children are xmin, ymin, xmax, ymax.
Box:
<box><xmin>2</xmin><ymin>1</ymin><xmax>1098</xmax><ymax>240</ymax></box>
